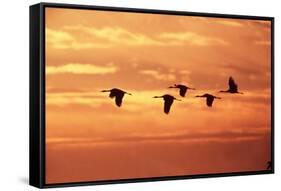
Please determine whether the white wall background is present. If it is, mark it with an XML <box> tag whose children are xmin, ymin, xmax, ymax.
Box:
<box><xmin>0</xmin><ymin>0</ymin><xmax>279</xmax><ymax>190</ymax></box>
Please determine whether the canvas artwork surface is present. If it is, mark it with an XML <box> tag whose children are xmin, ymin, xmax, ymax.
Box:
<box><xmin>43</xmin><ymin>6</ymin><xmax>272</xmax><ymax>185</ymax></box>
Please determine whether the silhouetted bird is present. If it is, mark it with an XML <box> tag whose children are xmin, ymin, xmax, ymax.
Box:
<box><xmin>101</xmin><ymin>88</ymin><xmax>132</xmax><ymax>107</ymax></box>
<box><xmin>219</xmin><ymin>76</ymin><xmax>243</xmax><ymax>94</ymax></box>
<box><xmin>267</xmin><ymin>161</ymin><xmax>272</xmax><ymax>170</ymax></box>
<box><xmin>169</xmin><ymin>84</ymin><xmax>195</xmax><ymax>97</ymax></box>
<box><xmin>195</xmin><ymin>93</ymin><xmax>221</xmax><ymax>107</ymax></box>
<box><xmin>153</xmin><ymin>94</ymin><xmax>181</xmax><ymax>114</ymax></box>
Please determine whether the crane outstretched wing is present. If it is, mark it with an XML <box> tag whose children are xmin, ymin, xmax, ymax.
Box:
<box><xmin>206</xmin><ymin>96</ymin><xmax>214</xmax><ymax>107</ymax></box>
<box><xmin>164</xmin><ymin>98</ymin><xmax>174</xmax><ymax>114</ymax></box>
<box><xmin>115</xmin><ymin>94</ymin><xmax>124</xmax><ymax>107</ymax></box>
<box><xmin>229</xmin><ymin>77</ymin><xmax>238</xmax><ymax>92</ymax></box>
<box><xmin>179</xmin><ymin>86</ymin><xmax>187</xmax><ymax>97</ymax></box>
<box><xmin>109</xmin><ymin>91</ymin><xmax>115</xmax><ymax>98</ymax></box>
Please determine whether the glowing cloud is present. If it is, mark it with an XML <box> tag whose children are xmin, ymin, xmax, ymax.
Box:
<box><xmin>215</xmin><ymin>20</ymin><xmax>244</xmax><ymax>27</ymax></box>
<box><xmin>158</xmin><ymin>32</ymin><xmax>229</xmax><ymax>46</ymax></box>
<box><xmin>46</xmin><ymin>28</ymin><xmax>109</xmax><ymax>49</ymax></box>
<box><xmin>46</xmin><ymin>28</ymin><xmax>74</xmax><ymax>44</ymax></box>
<box><xmin>255</xmin><ymin>41</ymin><xmax>271</xmax><ymax>46</ymax></box>
<box><xmin>139</xmin><ymin>70</ymin><xmax>176</xmax><ymax>81</ymax></box>
<box><xmin>64</xmin><ymin>25</ymin><xmax>164</xmax><ymax>46</ymax></box>
<box><xmin>47</xmin><ymin>26</ymin><xmax>229</xmax><ymax>49</ymax></box>
<box><xmin>46</xmin><ymin>63</ymin><xmax>118</xmax><ymax>75</ymax></box>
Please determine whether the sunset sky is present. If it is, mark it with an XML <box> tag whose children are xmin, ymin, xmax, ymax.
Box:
<box><xmin>45</xmin><ymin>7</ymin><xmax>272</xmax><ymax>184</ymax></box>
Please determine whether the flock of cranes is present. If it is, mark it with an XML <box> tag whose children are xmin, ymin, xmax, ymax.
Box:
<box><xmin>100</xmin><ymin>76</ymin><xmax>272</xmax><ymax>171</ymax></box>
<box><xmin>101</xmin><ymin>76</ymin><xmax>243</xmax><ymax>114</ymax></box>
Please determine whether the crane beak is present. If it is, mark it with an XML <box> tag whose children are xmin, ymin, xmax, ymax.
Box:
<box><xmin>153</xmin><ymin>96</ymin><xmax>161</xmax><ymax>98</ymax></box>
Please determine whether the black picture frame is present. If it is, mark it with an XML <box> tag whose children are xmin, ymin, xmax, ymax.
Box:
<box><xmin>30</xmin><ymin>2</ymin><xmax>275</xmax><ymax>189</ymax></box>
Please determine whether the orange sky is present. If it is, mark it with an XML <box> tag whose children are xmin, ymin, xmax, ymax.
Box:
<box><xmin>45</xmin><ymin>7</ymin><xmax>272</xmax><ymax>184</ymax></box>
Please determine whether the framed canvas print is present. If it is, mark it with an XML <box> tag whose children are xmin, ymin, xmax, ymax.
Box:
<box><xmin>30</xmin><ymin>2</ymin><xmax>274</xmax><ymax>188</ymax></box>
